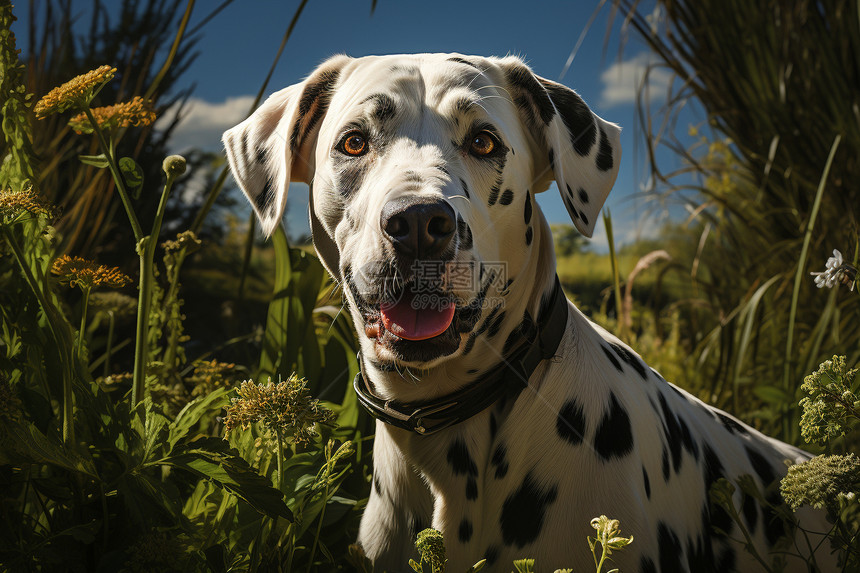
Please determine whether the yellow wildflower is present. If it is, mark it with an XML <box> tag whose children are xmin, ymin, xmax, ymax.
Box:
<box><xmin>52</xmin><ymin>254</ymin><xmax>131</xmax><ymax>290</ymax></box>
<box><xmin>67</xmin><ymin>96</ymin><xmax>156</xmax><ymax>134</ymax></box>
<box><xmin>0</xmin><ymin>188</ymin><xmax>56</xmax><ymax>221</ymax></box>
<box><xmin>33</xmin><ymin>65</ymin><xmax>116</xmax><ymax>118</ymax></box>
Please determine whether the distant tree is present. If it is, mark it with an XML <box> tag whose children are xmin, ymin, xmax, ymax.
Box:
<box><xmin>551</xmin><ymin>223</ymin><xmax>588</xmax><ymax>256</ymax></box>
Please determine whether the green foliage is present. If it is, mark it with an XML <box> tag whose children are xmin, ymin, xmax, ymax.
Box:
<box><xmin>781</xmin><ymin>454</ymin><xmax>860</xmax><ymax>512</ymax></box>
<box><xmin>798</xmin><ymin>355</ymin><xmax>860</xmax><ymax>445</ymax></box>
<box><xmin>410</xmin><ymin>528</ymin><xmax>447</xmax><ymax>573</ymax></box>
<box><xmin>0</xmin><ymin>0</ymin><xmax>36</xmax><ymax>192</ymax></box>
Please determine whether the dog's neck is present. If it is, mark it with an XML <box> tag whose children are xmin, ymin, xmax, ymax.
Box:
<box><xmin>357</xmin><ymin>215</ymin><xmax>557</xmax><ymax>404</ymax></box>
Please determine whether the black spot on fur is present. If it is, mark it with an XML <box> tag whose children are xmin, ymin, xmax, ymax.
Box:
<box><xmin>290</xmin><ymin>68</ymin><xmax>341</xmax><ymax>153</ymax></box>
<box><xmin>593</xmin><ymin>392</ymin><xmax>634</xmax><ymax>461</ymax></box>
<box><xmin>488</xmin><ymin>186</ymin><xmax>500</xmax><ymax>206</ymax></box>
<box><xmin>457</xmin><ymin>218</ymin><xmax>473</xmax><ymax>250</ymax></box>
<box><xmin>578</xmin><ymin>188</ymin><xmax>589</xmax><ymax>203</ymax></box>
<box><xmin>643</xmin><ymin>466</ymin><xmax>651</xmax><ymax>499</ymax></box>
<box><xmin>596</xmin><ymin>126</ymin><xmax>614</xmax><ymax>171</ymax></box>
<box><xmin>484</xmin><ymin>545</ymin><xmax>499</xmax><ymax>566</ymax></box>
<box><xmin>718</xmin><ymin>412</ymin><xmax>749</xmax><ymax>435</ymax></box>
<box><xmin>466</xmin><ymin>477</ymin><xmax>478</xmax><ymax>500</ymax></box>
<box><xmin>703</xmin><ymin>444</ymin><xmax>732</xmax><ymax>535</ymax></box>
<box><xmin>601</xmin><ymin>345</ymin><xmax>623</xmax><ymax>373</ymax></box>
<box><xmin>500</xmin><ymin>472</ymin><xmax>558</xmax><ymax>548</ymax></box>
<box><xmin>657</xmin><ymin>393</ymin><xmax>685</xmax><ymax>474</ymax></box>
<box><xmin>524</xmin><ymin>191</ymin><xmax>532</xmax><ymax>224</ymax></box>
<box><xmin>661</xmin><ymin>446</ymin><xmax>670</xmax><ymax>481</ymax></box>
<box><xmin>716</xmin><ymin>546</ymin><xmax>736</xmax><ymax>570</ymax></box>
<box><xmin>409</xmin><ymin>514</ymin><xmax>426</xmax><ymax>540</ymax></box>
<box><xmin>609</xmin><ymin>342</ymin><xmax>648</xmax><ymax>380</ymax></box>
<box><xmin>763</xmin><ymin>491</ymin><xmax>787</xmax><ymax>545</ymax></box>
<box><xmin>255</xmin><ymin>147</ymin><xmax>267</xmax><ymax>165</ymax></box>
<box><xmin>506</xmin><ymin>65</ymin><xmax>555</xmax><ymax>125</ymax></box>
<box><xmin>488</xmin><ymin>311</ymin><xmax>506</xmax><ymax>338</ymax></box>
<box><xmin>448</xmin><ymin>56</ymin><xmax>481</xmax><ymax>70</ymax></box>
<box><xmin>525</xmin><ymin>226</ymin><xmax>533</xmax><ymax>245</ymax></box>
<box><xmin>556</xmin><ymin>398</ymin><xmax>586</xmax><ymax>446</ymax></box>
<box><xmin>499</xmin><ymin>189</ymin><xmax>514</xmax><ymax>205</ymax></box>
<box><xmin>745</xmin><ymin>446</ymin><xmax>777</xmax><ymax>486</ymax></box>
<box><xmin>548</xmin><ymin>148</ymin><xmax>556</xmax><ymax>171</ymax></box>
<box><xmin>460</xmin><ymin>178</ymin><xmax>470</xmax><ymax>199</ymax></box>
<box><xmin>639</xmin><ymin>556</ymin><xmax>657</xmax><ymax>573</ymax></box>
<box><xmin>458</xmin><ymin>518</ymin><xmax>474</xmax><ymax>542</ymax></box>
<box><xmin>373</xmin><ymin>475</ymin><xmax>383</xmax><ymax>497</ymax></box>
<box><xmin>254</xmin><ymin>177</ymin><xmax>275</xmax><ymax>214</ymax></box>
<box><xmin>540</xmin><ymin>79</ymin><xmax>596</xmax><ymax>156</ymax></box>
<box><xmin>685</xmin><ymin>531</ymin><xmax>712</xmax><ymax>572</ymax></box>
<box><xmin>678</xmin><ymin>417</ymin><xmax>700</xmax><ymax>461</ymax></box>
<box><xmin>502</xmin><ymin>311</ymin><xmax>536</xmax><ymax>355</ymax></box>
<box><xmin>580</xmin><ymin>210</ymin><xmax>589</xmax><ymax>226</ymax></box>
<box><xmin>363</xmin><ymin>93</ymin><xmax>396</xmax><ymax>122</ymax></box>
<box><xmin>447</xmin><ymin>440</ymin><xmax>478</xmax><ymax>476</ymax></box>
<box><xmin>492</xmin><ymin>443</ymin><xmax>509</xmax><ymax>479</ymax></box>
<box><xmin>657</xmin><ymin>522</ymin><xmax>685</xmax><ymax>573</ymax></box>
<box><xmin>742</xmin><ymin>490</ymin><xmax>759</xmax><ymax>536</ymax></box>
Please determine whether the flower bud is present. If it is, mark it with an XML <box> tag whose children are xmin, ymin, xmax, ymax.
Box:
<box><xmin>162</xmin><ymin>155</ymin><xmax>187</xmax><ymax>178</ymax></box>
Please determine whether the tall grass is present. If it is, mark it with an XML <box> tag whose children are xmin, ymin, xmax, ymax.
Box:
<box><xmin>611</xmin><ymin>0</ymin><xmax>860</xmax><ymax>440</ymax></box>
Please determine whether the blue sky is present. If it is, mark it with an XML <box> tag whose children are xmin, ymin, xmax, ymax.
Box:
<box><xmin>17</xmin><ymin>0</ymin><xmax>696</xmax><ymax>248</ymax></box>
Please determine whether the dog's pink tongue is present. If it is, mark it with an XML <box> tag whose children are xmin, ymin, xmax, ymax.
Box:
<box><xmin>380</xmin><ymin>292</ymin><xmax>455</xmax><ymax>341</ymax></box>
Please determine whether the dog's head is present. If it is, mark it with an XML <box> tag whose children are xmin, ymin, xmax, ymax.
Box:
<box><xmin>224</xmin><ymin>53</ymin><xmax>620</xmax><ymax>376</ymax></box>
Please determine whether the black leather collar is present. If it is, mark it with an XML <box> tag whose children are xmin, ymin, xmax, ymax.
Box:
<box><xmin>353</xmin><ymin>276</ymin><xmax>568</xmax><ymax>435</ymax></box>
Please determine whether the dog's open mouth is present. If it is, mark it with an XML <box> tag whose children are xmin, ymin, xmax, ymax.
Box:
<box><xmin>355</xmin><ymin>281</ymin><xmax>476</xmax><ymax>364</ymax></box>
<box><xmin>379</xmin><ymin>287</ymin><xmax>456</xmax><ymax>340</ymax></box>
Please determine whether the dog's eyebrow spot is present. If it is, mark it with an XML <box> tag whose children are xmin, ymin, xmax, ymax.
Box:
<box><xmin>360</xmin><ymin>93</ymin><xmax>397</xmax><ymax>122</ymax></box>
<box><xmin>447</xmin><ymin>56</ymin><xmax>482</xmax><ymax>70</ymax></box>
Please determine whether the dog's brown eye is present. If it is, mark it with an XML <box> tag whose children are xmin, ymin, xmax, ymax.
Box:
<box><xmin>340</xmin><ymin>131</ymin><xmax>368</xmax><ymax>156</ymax></box>
<box><xmin>470</xmin><ymin>131</ymin><xmax>496</xmax><ymax>156</ymax></box>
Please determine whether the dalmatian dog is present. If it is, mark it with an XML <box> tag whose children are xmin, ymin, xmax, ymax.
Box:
<box><xmin>223</xmin><ymin>54</ymin><xmax>835</xmax><ymax>572</ymax></box>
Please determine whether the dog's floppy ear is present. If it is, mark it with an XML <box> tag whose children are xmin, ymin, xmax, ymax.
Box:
<box><xmin>222</xmin><ymin>55</ymin><xmax>350</xmax><ymax>237</ymax></box>
<box><xmin>502</xmin><ymin>59</ymin><xmax>621</xmax><ymax>238</ymax></box>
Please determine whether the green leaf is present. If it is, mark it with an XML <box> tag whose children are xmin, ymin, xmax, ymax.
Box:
<box><xmin>753</xmin><ymin>385</ymin><xmax>793</xmax><ymax>405</ymax></box>
<box><xmin>0</xmin><ymin>417</ymin><xmax>98</xmax><ymax>479</ymax></box>
<box><xmin>78</xmin><ymin>153</ymin><xmax>109</xmax><ymax>168</ymax></box>
<box><xmin>119</xmin><ymin>156</ymin><xmax>144</xmax><ymax>199</ymax></box>
<box><xmin>168</xmin><ymin>387</ymin><xmax>232</xmax><ymax>451</ymax></box>
<box><xmin>160</xmin><ymin>436</ymin><xmax>293</xmax><ymax>521</ymax></box>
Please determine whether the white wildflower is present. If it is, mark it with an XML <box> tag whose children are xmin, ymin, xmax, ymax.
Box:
<box><xmin>810</xmin><ymin>249</ymin><xmax>857</xmax><ymax>291</ymax></box>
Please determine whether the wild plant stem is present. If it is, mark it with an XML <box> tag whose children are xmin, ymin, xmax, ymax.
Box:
<box><xmin>306</xmin><ymin>448</ymin><xmax>332</xmax><ymax>573</ymax></box>
<box><xmin>131</xmin><ymin>171</ymin><xmax>178</xmax><ymax>405</ymax></box>
<box><xmin>782</xmin><ymin>134</ymin><xmax>841</xmax><ymax>437</ymax></box>
<box><xmin>103</xmin><ymin>310</ymin><xmax>115</xmax><ymax>378</ymax></box>
<box><xmin>77</xmin><ymin>286</ymin><xmax>90</xmax><ymax>358</ymax></box>
<box><xmin>83</xmin><ymin>108</ymin><xmax>143</xmax><ymax>242</ymax></box>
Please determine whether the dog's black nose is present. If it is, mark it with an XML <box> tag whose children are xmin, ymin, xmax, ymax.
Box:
<box><xmin>381</xmin><ymin>198</ymin><xmax>456</xmax><ymax>259</ymax></box>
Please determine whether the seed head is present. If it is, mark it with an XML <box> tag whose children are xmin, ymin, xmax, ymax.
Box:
<box><xmin>52</xmin><ymin>255</ymin><xmax>132</xmax><ymax>290</ymax></box>
<box><xmin>415</xmin><ymin>528</ymin><xmax>446</xmax><ymax>573</ymax></box>
<box><xmin>163</xmin><ymin>155</ymin><xmax>187</xmax><ymax>178</ymax></box>
<box><xmin>0</xmin><ymin>188</ymin><xmax>56</xmax><ymax>222</ymax></box>
<box><xmin>67</xmin><ymin>96</ymin><xmax>155</xmax><ymax>134</ymax></box>
<box><xmin>223</xmin><ymin>374</ymin><xmax>336</xmax><ymax>445</ymax></box>
<box><xmin>34</xmin><ymin>65</ymin><xmax>116</xmax><ymax>118</ymax></box>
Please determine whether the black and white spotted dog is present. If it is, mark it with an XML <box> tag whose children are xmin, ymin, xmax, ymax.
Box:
<box><xmin>223</xmin><ymin>54</ymin><xmax>834</xmax><ymax>572</ymax></box>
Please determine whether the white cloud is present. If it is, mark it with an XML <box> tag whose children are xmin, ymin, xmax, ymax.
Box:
<box><xmin>157</xmin><ymin>95</ymin><xmax>256</xmax><ymax>153</ymax></box>
<box><xmin>600</xmin><ymin>52</ymin><xmax>673</xmax><ymax>108</ymax></box>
